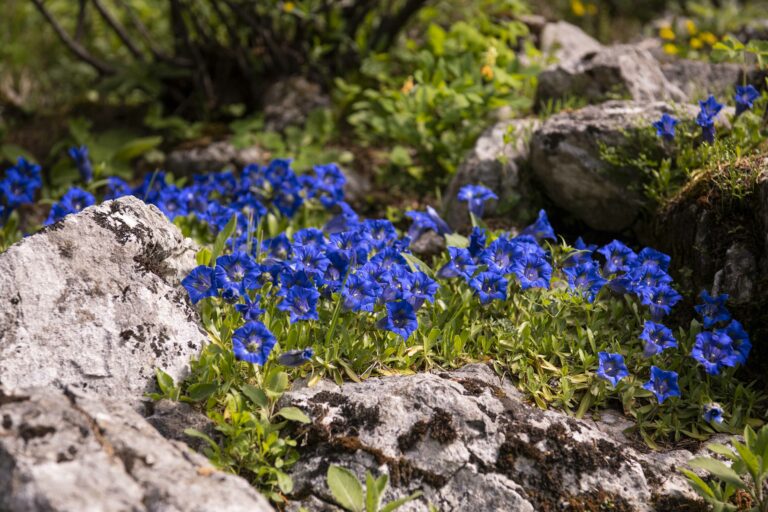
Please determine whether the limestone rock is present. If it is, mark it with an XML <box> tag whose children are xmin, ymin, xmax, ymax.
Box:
<box><xmin>263</xmin><ymin>76</ymin><xmax>331</xmax><ymax>132</ymax></box>
<box><xmin>537</xmin><ymin>45</ymin><xmax>687</xmax><ymax>107</ymax></box>
<box><xmin>444</xmin><ymin>118</ymin><xmax>540</xmax><ymax>230</ymax></box>
<box><xmin>0</xmin><ymin>196</ymin><xmax>204</xmax><ymax>408</ymax></box>
<box><xmin>661</xmin><ymin>59</ymin><xmax>744</xmax><ymax>102</ymax></box>
<box><xmin>145</xmin><ymin>399</ymin><xmax>217</xmax><ymax>453</ymax></box>
<box><xmin>529</xmin><ymin>101</ymin><xmax>698</xmax><ymax>231</ymax></box>
<box><xmin>284</xmin><ymin>365</ymin><xmax>704</xmax><ymax>512</ymax></box>
<box><xmin>165</xmin><ymin>141</ymin><xmax>270</xmax><ymax>176</ymax></box>
<box><xmin>0</xmin><ymin>386</ymin><xmax>272</xmax><ymax>512</ymax></box>
<box><xmin>540</xmin><ymin>21</ymin><xmax>603</xmax><ymax>63</ymax></box>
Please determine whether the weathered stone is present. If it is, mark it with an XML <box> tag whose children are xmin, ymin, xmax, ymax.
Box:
<box><xmin>529</xmin><ymin>100</ymin><xmax>699</xmax><ymax>231</ymax></box>
<box><xmin>713</xmin><ymin>242</ymin><xmax>757</xmax><ymax>302</ymax></box>
<box><xmin>536</xmin><ymin>45</ymin><xmax>687</xmax><ymax>107</ymax></box>
<box><xmin>145</xmin><ymin>399</ymin><xmax>217</xmax><ymax>453</ymax></box>
<box><xmin>444</xmin><ymin>118</ymin><xmax>540</xmax><ymax>230</ymax></box>
<box><xmin>284</xmin><ymin>365</ymin><xmax>704</xmax><ymax>512</ymax></box>
<box><xmin>661</xmin><ymin>59</ymin><xmax>745</xmax><ymax>101</ymax></box>
<box><xmin>263</xmin><ymin>76</ymin><xmax>330</xmax><ymax>132</ymax></box>
<box><xmin>409</xmin><ymin>231</ymin><xmax>446</xmax><ymax>260</ymax></box>
<box><xmin>0</xmin><ymin>196</ymin><xmax>204</xmax><ymax>408</ymax></box>
<box><xmin>165</xmin><ymin>141</ymin><xmax>239</xmax><ymax>176</ymax></box>
<box><xmin>539</xmin><ymin>21</ymin><xmax>603</xmax><ymax>63</ymax></box>
<box><xmin>0</xmin><ymin>386</ymin><xmax>272</xmax><ymax>512</ymax></box>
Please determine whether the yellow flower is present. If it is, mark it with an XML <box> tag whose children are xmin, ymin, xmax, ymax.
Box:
<box><xmin>701</xmin><ymin>32</ymin><xmax>718</xmax><ymax>45</ymax></box>
<box><xmin>571</xmin><ymin>0</ymin><xmax>586</xmax><ymax>17</ymax></box>
<box><xmin>283</xmin><ymin>2</ymin><xmax>295</xmax><ymax>13</ymax></box>
<box><xmin>586</xmin><ymin>3</ymin><xmax>598</xmax><ymax>15</ymax></box>
<box><xmin>685</xmin><ymin>19</ymin><xmax>697</xmax><ymax>35</ymax></box>
<box><xmin>659</xmin><ymin>26</ymin><xmax>675</xmax><ymax>40</ymax></box>
<box><xmin>663</xmin><ymin>43</ymin><xmax>679</xmax><ymax>55</ymax></box>
<box><xmin>401</xmin><ymin>76</ymin><xmax>415</xmax><ymax>94</ymax></box>
<box><xmin>481</xmin><ymin>64</ymin><xmax>494</xmax><ymax>80</ymax></box>
<box><xmin>690</xmin><ymin>37</ymin><xmax>703</xmax><ymax>49</ymax></box>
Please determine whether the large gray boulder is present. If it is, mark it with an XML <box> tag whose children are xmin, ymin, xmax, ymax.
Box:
<box><xmin>537</xmin><ymin>45</ymin><xmax>687</xmax><ymax>107</ymax></box>
<box><xmin>444</xmin><ymin>118</ymin><xmax>540</xmax><ymax>230</ymax></box>
<box><xmin>540</xmin><ymin>21</ymin><xmax>603</xmax><ymax>63</ymax></box>
<box><xmin>0</xmin><ymin>386</ymin><xmax>272</xmax><ymax>512</ymax></box>
<box><xmin>0</xmin><ymin>196</ymin><xmax>205</xmax><ymax>408</ymax></box>
<box><xmin>529</xmin><ymin>100</ymin><xmax>698</xmax><ymax>231</ymax></box>
<box><xmin>661</xmin><ymin>59</ymin><xmax>744</xmax><ymax>102</ymax></box>
<box><xmin>284</xmin><ymin>365</ymin><xmax>703</xmax><ymax>511</ymax></box>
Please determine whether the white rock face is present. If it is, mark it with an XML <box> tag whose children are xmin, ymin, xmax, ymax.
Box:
<box><xmin>284</xmin><ymin>365</ymin><xmax>704</xmax><ymax>511</ymax></box>
<box><xmin>0</xmin><ymin>386</ymin><xmax>273</xmax><ymax>512</ymax></box>
<box><xmin>540</xmin><ymin>21</ymin><xmax>603</xmax><ymax>63</ymax></box>
<box><xmin>0</xmin><ymin>196</ymin><xmax>205</xmax><ymax>408</ymax></box>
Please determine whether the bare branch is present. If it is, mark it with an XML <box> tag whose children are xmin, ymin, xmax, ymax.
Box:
<box><xmin>75</xmin><ymin>0</ymin><xmax>88</xmax><ymax>42</ymax></box>
<box><xmin>91</xmin><ymin>0</ymin><xmax>146</xmax><ymax>61</ymax></box>
<box><xmin>30</xmin><ymin>0</ymin><xmax>116</xmax><ymax>75</ymax></box>
<box><xmin>115</xmin><ymin>0</ymin><xmax>191</xmax><ymax>67</ymax></box>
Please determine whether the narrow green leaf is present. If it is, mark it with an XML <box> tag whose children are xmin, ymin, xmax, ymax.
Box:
<box><xmin>211</xmin><ymin>214</ymin><xmax>238</xmax><ymax>261</ymax></box>
<box><xmin>365</xmin><ymin>472</ymin><xmax>383</xmax><ymax>512</ymax></box>
<box><xmin>689</xmin><ymin>457</ymin><xmax>748</xmax><ymax>489</ymax></box>
<box><xmin>277</xmin><ymin>406</ymin><xmax>311</xmax><ymax>424</ymax></box>
<box><xmin>327</xmin><ymin>465</ymin><xmax>364</xmax><ymax>512</ymax></box>
<box><xmin>380</xmin><ymin>491</ymin><xmax>423</xmax><ymax>512</ymax></box>
<box><xmin>680</xmin><ymin>469</ymin><xmax>716</xmax><ymax>498</ymax></box>
<box><xmin>186</xmin><ymin>382</ymin><xmax>218</xmax><ymax>401</ymax></box>
<box><xmin>155</xmin><ymin>368</ymin><xmax>175</xmax><ymax>396</ymax></box>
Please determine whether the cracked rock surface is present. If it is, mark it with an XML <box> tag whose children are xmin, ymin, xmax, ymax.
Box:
<box><xmin>0</xmin><ymin>386</ymin><xmax>272</xmax><ymax>512</ymax></box>
<box><xmin>0</xmin><ymin>196</ymin><xmax>204</xmax><ymax>408</ymax></box>
<box><xmin>284</xmin><ymin>365</ymin><xmax>706</xmax><ymax>512</ymax></box>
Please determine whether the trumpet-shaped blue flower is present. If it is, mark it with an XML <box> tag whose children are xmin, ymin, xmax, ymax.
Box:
<box><xmin>643</xmin><ymin>366</ymin><xmax>680</xmax><ymax>404</ymax></box>
<box><xmin>406</xmin><ymin>206</ymin><xmax>452</xmax><ymax>239</ymax></box>
<box><xmin>378</xmin><ymin>301</ymin><xmax>418</xmax><ymax>340</ymax></box>
<box><xmin>520</xmin><ymin>209</ymin><xmax>556</xmax><ymax>242</ymax></box>
<box><xmin>469</xmin><ymin>271</ymin><xmax>508</xmax><ymax>304</ymax></box>
<box><xmin>691</xmin><ymin>331</ymin><xmax>738</xmax><ymax>375</ymax></box>
<box><xmin>105</xmin><ymin>177</ymin><xmax>133</xmax><ymax>200</ymax></box>
<box><xmin>363</xmin><ymin>219</ymin><xmax>398</xmax><ymax>250</ymax></box>
<box><xmin>235</xmin><ymin>294</ymin><xmax>265</xmax><ymax>321</ymax></box>
<box><xmin>215</xmin><ymin>252</ymin><xmax>256</xmax><ymax>292</ymax></box>
<box><xmin>598</xmin><ymin>240</ymin><xmax>637</xmax><ymax>274</ymax></box>
<box><xmin>400</xmin><ymin>271</ymin><xmax>439</xmax><ymax>310</ymax></box>
<box><xmin>293</xmin><ymin>228</ymin><xmax>326</xmax><ymax>248</ymax></box>
<box><xmin>694</xmin><ymin>290</ymin><xmax>731</xmax><ymax>328</ymax></box>
<box><xmin>639</xmin><ymin>321</ymin><xmax>677</xmax><ymax>357</ymax></box>
<box><xmin>724</xmin><ymin>320</ymin><xmax>751</xmax><ymax>365</ymax></box>
<box><xmin>563</xmin><ymin>237</ymin><xmax>597</xmax><ymax>268</ymax></box>
<box><xmin>278</xmin><ymin>286</ymin><xmax>320</xmax><ymax>322</ymax></box>
<box><xmin>652</xmin><ymin>113</ymin><xmax>678</xmax><ymax>141</ymax></box>
<box><xmin>45</xmin><ymin>187</ymin><xmax>95</xmax><ymax>225</ymax></box>
<box><xmin>437</xmin><ymin>247</ymin><xmax>478</xmax><ymax>280</ymax></box>
<box><xmin>468</xmin><ymin>226</ymin><xmax>487</xmax><ymax>257</ymax></box>
<box><xmin>596</xmin><ymin>352</ymin><xmax>629</xmax><ymax>387</ymax></box>
<box><xmin>512</xmin><ymin>253</ymin><xmax>551</xmax><ymax>290</ymax></box>
<box><xmin>263</xmin><ymin>234</ymin><xmax>293</xmax><ymax>262</ymax></box>
<box><xmin>342</xmin><ymin>272</ymin><xmax>380</xmax><ymax>312</ymax></box>
<box><xmin>277</xmin><ymin>347</ymin><xmax>314</xmax><ymax>367</ymax></box>
<box><xmin>68</xmin><ymin>145</ymin><xmax>94</xmax><ymax>183</ymax></box>
<box><xmin>734</xmin><ymin>85</ymin><xmax>760</xmax><ymax>116</ymax></box>
<box><xmin>182</xmin><ymin>265</ymin><xmax>218</xmax><ymax>304</ymax></box>
<box><xmin>232</xmin><ymin>321</ymin><xmax>276</xmax><ymax>365</ymax></box>
<box><xmin>1</xmin><ymin>168</ymin><xmax>40</xmax><ymax>208</ymax></box>
<box><xmin>636</xmin><ymin>247</ymin><xmax>671</xmax><ymax>272</ymax></box>
<box><xmin>641</xmin><ymin>285</ymin><xmax>682</xmax><ymax>320</ymax></box>
<box><xmin>480</xmin><ymin>238</ymin><xmax>517</xmax><ymax>274</ymax></box>
<box><xmin>564</xmin><ymin>262</ymin><xmax>606</xmax><ymax>302</ymax></box>
<box><xmin>696</xmin><ymin>95</ymin><xmax>723</xmax><ymax>143</ymax></box>
<box><xmin>702</xmin><ymin>403</ymin><xmax>724</xmax><ymax>424</ymax></box>
<box><xmin>457</xmin><ymin>184</ymin><xmax>498</xmax><ymax>218</ymax></box>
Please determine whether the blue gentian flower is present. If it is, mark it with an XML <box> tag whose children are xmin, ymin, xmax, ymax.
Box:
<box><xmin>378</xmin><ymin>301</ymin><xmax>418</xmax><ymax>340</ymax></box>
<box><xmin>182</xmin><ymin>265</ymin><xmax>218</xmax><ymax>304</ymax></box>
<box><xmin>156</xmin><ymin>186</ymin><xmax>188</xmax><ymax>220</ymax></box>
<box><xmin>563</xmin><ymin>237</ymin><xmax>597</xmax><ymax>268</ymax></box>
<box><xmin>636</xmin><ymin>247</ymin><xmax>671</xmax><ymax>272</ymax></box>
<box><xmin>45</xmin><ymin>187</ymin><xmax>95</xmax><ymax>225</ymax></box>
<box><xmin>400</xmin><ymin>271</ymin><xmax>439</xmax><ymax>310</ymax></box>
<box><xmin>629</xmin><ymin>265</ymin><xmax>673</xmax><ymax>294</ymax></box>
<box><xmin>564</xmin><ymin>262</ymin><xmax>606</xmax><ymax>302</ymax></box>
<box><xmin>457</xmin><ymin>184</ymin><xmax>498</xmax><ymax>218</ymax></box>
<box><xmin>734</xmin><ymin>85</ymin><xmax>760</xmax><ymax>116</ymax></box>
<box><xmin>652</xmin><ymin>113</ymin><xmax>678</xmax><ymax>141</ymax></box>
<box><xmin>363</xmin><ymin>219</ymin><xmax>398</xmax><ymax>250</ymax></box>
<box><xmin>235</xmin><ymin>294</ymin><xmax>265</xmax><ymax>321</ymax></box>
<box><xmin>512</xmin><ymin>253</ymin><xmax>551</xmax><ymax>290</ymax></box>
<box><xmin>370</xmin><ymin>247</ymin><xmax>408</xmax><ymax>271</ymax></box>
<box><xmin>68</xmin><ymin>145</ymin><xmax>94</xmax><ymax>183</ymax></box>
<box><xmin>273</xmin><ymin>181</ymin><xmax>304</xmax><ymax>218</ymax></box>
<box><xmin>467</xmin><ymin>227</ymin><xmax>487</xmax><ymax>258</ymax></box>
<box><xmin>643</xmin><ymin>366</ymin><xmax>680</xmax><ymax>404</ymax></box>
<box><xmin>278</xmin><ymin>286</ymin><xmax>321</xmax><ymax>322</ymax></box>
<box><xmin>264</xmin><ymin>158</ymin><xmax>295</xmax><ymax>186</ymax></box>
<box><xmin>342</xmin><ymin>272</ymin><xmax>380</xmax><ymax>312</ymax></box>
<box><xmin>598</xmin><ymin>240</ymin><xmax>637</xmax><ymax>274</ymax></box>
<box><xmin>278</xmin><ymin>269</ymin><xmax>314</xmax><ymax>292</ymax></box>
<box><xmin>329</xmin><ymin>231</ymin><xmax>369</xmax><ymax>264</ymax></box>
<box><xmin>263</xmin><ymin>234</ymin><xmax>293</xmax><ymax>262</ymax></box>
<box><xmin>1</xmin><ymin>168</ymin><xmax>40</xmax><ymax>208</ymax></box>
<box><xmin>723</xmin><ymin>320</ymin><xmax>751</xmax><ymax>365</ymax></box>
<box><xmin>520</xmin><ymin>209</ymin><xmax>556</xmax><ymax>242</ymax></box>
<box><xmin>639</xmin><ymin>321</ymin><xmax>677</xmax><ymax>357</ymax></box>
<box><xmin>13</xmin><ymin>157</ymin><xmax>42</xmax><ymax>186</ymax></box>
<box><xmin>277</xmin><ymin>347</ymin><xmax>314</xmax><ymax>367</ymax></box>
<box><xmin>314</xmin><ymin>163</ymin><xmax>346</xmax><ymax>189</ymax></box>
<box><xmin>324</xmin><ymin>202</ymin><xmax>360</xmax><ymax>234</ymax></box>
<box><xmin>232</xmin><ymin>321</ymin><xmax>277</xmax><ymax>365</ymax></box>
<box><xmin>293</xmin><ymin>245</ymin><xmax>331</xmax><ymax>278</ymax></box>
<box><xmin>105</xmin><ymin>177</ymin><xmax>133</xmax><ymax>200</ymax></box>
<box><xmin>215</xmin><ymin>252</ymin><xmax>256</xmax><ymax>293</ymax></box>
<box><xmin>293</xmin><ymin>228</ymin><xmax>326</xmax><ymax>248</ymax></box>
<box><xmin>596</xmin><ymin>352</ymin><xmax>629</xmax><ymax>387</ymax></box>
<box><xmin>699</xmin><ymin>95</ymin><xmax>724</xmax><ymax>119</ymax></box>
<box><xmin>323</xmin><ymin>250</ymin><xmax>351</xmax><ymax>290</ymax></box>
<box><xmin>480</xmin><ymin>237</ymin><xmax>517</xmax><ymax>274</ymax></box>
<box><xmin>702</xmin><ymin>403</ymin><xmax>724</xmax><ymax>424</ymax></box>
<box><xmin>641</xmin><ymin>285</ymin><xmax>682</xmax><ymax>320</ymax></box>
<box><xmin>405</xmin><ymin>206</ymin><xmax>452</xmax><ymax>239</ymax></box>
<box><xmin>691</xmin><ymin>331</ymin><xmax>738</xmax><ymax>375</ymax></box>
<box><xmin>694</xmin><ymin>290</ymin><xmax>731</xmax><ymax>328</ymax></box>
<box><xmin>437</xmin><ymin>247</ymin><xmax>478</xmax><ymax>280</ymax></box>
<box><xmin>469</xmin><ymin>271</ymin><xmax>508</xmax><ymax>304</ymax></box>
<box><xmin>696</xmin><ymin>95</ymin><xmax>723</xmax><ymax>143</ymax></box>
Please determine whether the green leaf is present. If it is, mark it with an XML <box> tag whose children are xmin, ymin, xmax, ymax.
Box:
<box><xmin>732</xmin><ymin>441</ymin><xmax>760</xmax><ymax>481</ymax></box>
<box><xmin>211</xmin><ymin>214</ymin><xmax>238</xmax><ymax>261</ymax></box>
<box><xmin>444</xmin><ymin>233</ymin><xmax>469</xmax><ymax>248</ymax></box>
<box><xmin>427</xmin><ymin>23</ymin><xmax>446</xmax><ymax>55</ymax></box>
<box><xmin>689</xmin><ymin>457</ymin><xmax>748</xmax><ymax>489</ymax></box>
<box><xmin>183</xmin><ymin>428</ymin><xmax>220</xmax><ymax>454</ymax></box>
<box><xmin>155</xmin><ymin>368</ymin><xmax>175</xmax><ymax>396</ymax></box>
<box><xmin>186</xmin><ymin>382</ymin><xmax>218</xmax><ymax>401</ymax></box>
<box><xmin>265</xmin><ymin>371</ymin><xmax>290</xmax><ymax>398</ymax></box>
<box><xmin>388</xmin><ymin>145</ymin><xmax>413</xmax><ymax>167</ymax></box>
<box><xmin>402</xmin><ymin>252</ymin><xmax>432</xmax><ymax>275</ymax></box>
<box><xmin>196</xmin><ymin>247</ymin><xmax>212</xmax><ymax>266</ymax></box>
<box><xmin>380</xmin><ymin>491</ymin><xmax>423</xmax><ymax>512</ymax></box>
<box><xmin>277</xmin><ymin>406</ymin><xmax>311</xmax><ymax>424</ymax></box>
<box><xmin>241</xmin><ymin>384</ymin><xmax>269</xmax><ymax>409</ymax></box>
<box><xmin>112</xmin><ymin>136</ymin><xmax>163</xmax><ymax>162</ymax></box>
<box><xmin>327</xmin><ymin>465</ymin><xmax>364</xmax><ymax>512</ymax></box>
<box><xmin>365</xmin><ymin>472</ymin><xmax>385</xmax><ymax>512</ymax></box>
<box><xmin>680</xmin><ymin>469</ymin><xmax>716</xmax><ymax>498</ymax></box>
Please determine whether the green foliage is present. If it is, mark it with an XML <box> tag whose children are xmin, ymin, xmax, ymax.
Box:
<box><xmin>327</xmin><ymin>465</ymin><xmax>422</xmax><ymax>512</ymax></box>
<box><xmin>336</xmin><ymin>0</ymin><xmax>540</xmax><ymax>188</ymax></box>
<box><xmin>683</xmin><ymin>423</ymin><xmax>768</xmax><ymax>511</ymax></box>
<box><xmin>0</xmin><ymin>210</ymin><xmax>22</xmax><ymax>253</ymax></box>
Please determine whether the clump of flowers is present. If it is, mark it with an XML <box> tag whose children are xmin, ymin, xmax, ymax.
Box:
<box><xmin>0</xmin><ymin>158</ymin><xmax>42</xmax><ymax>225</ymax></box>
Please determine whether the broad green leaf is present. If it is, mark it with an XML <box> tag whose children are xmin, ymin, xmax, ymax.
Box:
<box><xmin>327</xmin><ymin>465</ymin><xmax>364</xmax><ymax>512</ymax></box>
<box><xmin>277</xmin><ymin>406</ymin><xmax>311</xmax><ymax>424</ymax></box>
<box><xmin>444</xmin><ymin>233</ymin><xmax>469</xmax><ymax>248</ymax></box>
<box><xmin>112</xmin><ymin>136</ymin><xmax>163</xmax><ymax>162</ymax></box>
<box><xmin>196</xmin><ymin>247</ymin><xmax>212</xmax><ymax>266</ymax></box>
<box><xmin>732</xmin><ymin>441</ymin><xmax>760</xmax><ymax>481</ymax></box>
<box><xmin>266</xmin><ymin>371</ymin><xmax>290</xmax><ymax>398</ymax></box>
<box><xmin>688</xmin><ymin>457</ymin><xmax>748</xmax><ymax>489</ymax></box>
<box><xmin>680</xmin><ymin>469</ymin><xmax>716</xmax><ymax>498</ymax></box>
<box><xmin>365</xmin><ymin>472</ymin><xmax>385</xmax><ymax>512</ymax></box>
<box><xmin>155</xmin><ymin>368</ymin><xmax>175</xmax><ymax>396</ymax></box>
<box><xmin>241</xmin><ymin>384</ymin><xmax>269</xmax><ymax>409</ymax></box>
<box><xmin>186</xmin><ymin>382</ymin><xmax>218</xmax><ymax>401</ymax></box>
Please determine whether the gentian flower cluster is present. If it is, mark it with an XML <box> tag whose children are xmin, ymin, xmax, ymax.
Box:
<box><xmin>0</xmin><ymin>158</ymin><xmax>42</xmax><ymax>225</ymax></box>
<box><xmin>696</xmin><ymin>95</ymin><xmax>723</xmax><ymax>143</ymax></box>
<box><xmin>691</xmin><ymin>291</ymin><xmax>750</xmax><ymax>376</ymax></box>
